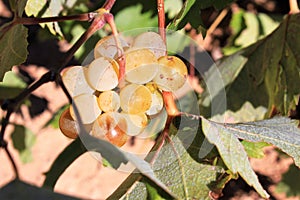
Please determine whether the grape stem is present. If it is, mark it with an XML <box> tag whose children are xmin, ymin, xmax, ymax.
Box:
<box><xmin>0</xmin><ymin>0</ymin><xmax>116</xmax><ymax>179</ymax></box>
<box><xmin>104</xmin><ymin>12</ymin><xmax>126</xmax><ymax>86</ymax></box>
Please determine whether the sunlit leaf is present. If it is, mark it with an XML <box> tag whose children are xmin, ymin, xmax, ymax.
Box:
<box><xmin>201</xmin><ymin>118</ymin><xmax>270</xmax><ymax>198</ymax></box>
<box><xmin>0</xmin><ymin>24</ymin><xmax>28</xmax><ymax>81</ymax></box>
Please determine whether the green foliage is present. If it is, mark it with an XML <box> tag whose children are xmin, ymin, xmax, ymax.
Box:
<box><xmin>0</xmin><ymin>179</ymin><xmax>79</xmax><ymax>199</ymax></box>
<box><xmin>275</xmin><ymin>164</ymin><xmax>300</xmax><ymax>197</ymax></box>
<box><xmin>109</xmin><ymin>125</ymin><xmax>225</xmax><ymax>200</ymax></box>
<box><xmin>11</xmin><ymin>125</ymin><xmax>36</xmax><ymax>164</ymax></box>
<box><xmin>115</xmin><ymin>4</ymin><xmax>158</xmax><ymax>31</ymax></box>
<box><xmin>220</xmin><ymin>117</ymin><xmax>300</xmax><ymax>167</ymax></box>
<box><xmin>0</xmin><ymin>24</ymin><xmax>28</xmax><ymax>81</ymax></box>
<box><xmin>201</xmin><ymin>14</ymin><xmax>300</xmax><ymax>116</ymax></box>
<box><xmin>223</xmin><ymin>10</ymin><xmax>280</xmax><ymax>55</ymax></box>
<box><xmin>0</xmin><ymin>71</ymin><xmax>27</xmax><ymax>99</ymax></box>
<box><xmin>9</xmin><ymin>0</ymin><xmax>28</xmax><ymax>17</ymax></box>
<box><xmin>167</xmin><ymin>0</ymin><xmax>236</xmax><ymax>32</ymax></box>
<box><xmin>201</xmin><ymin>118</ymin><xmax>269</xmax><ymax>198</ymax></box>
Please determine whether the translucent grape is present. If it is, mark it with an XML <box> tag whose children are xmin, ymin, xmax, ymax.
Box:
<box><xmin>132</xmin><ymin>32</ymin><xmax>166</xmax><ymax>58</ymax></box>
<box><xmin>94</xmin><ymin>35</ymin><xmax>129</xmax><ymax>59</ymax></box>
<box><xmin>70</xmin><ymin>93</ymin><xmax>101</xmax><ymax>124</ymax></box>
<box><xmin>121</xmin><ymin>112</ymin><xmax>148</xmax><ymax>136</ymax></box>
<box><xmin>62</xmin><ymin>66</ymin><xmax>94</xmax><ymax>97</ymax></box>
<box><xmin>145</xmin><ymin>83</ymin><xmax>164</xmax><ymax>116</ymax></box>
<box><xmin>97</xmin><ymin>91</ymin><xmax>120</xmax><ymax>112</ymax></box>
<box><xmin>91</xmin><ymin>112</ymin><xmax>128</xmax><ymax>147</ymax></box>
<box><xmin>86</xmin><ymin>57</ymin><xmax>119</xmax><ymax>91</ymax></box>
<box><xmin>120</xmin><ymin>83</ymin><xmax>152</xmax><ymax>114</ymax></box>
<box><xmin>125</xmin><ymin>48</ymin><xmax>159</xmax><ymax>84</ymax></box>
<box><xmin>153</xmin><ymin>56</ymin><xmax>188</xmax><ymax>91</ymax></box>
<box><xmin>59</xmin><ymin>108</ymin><xmax>78</xmax><ymax>139</ymax></box>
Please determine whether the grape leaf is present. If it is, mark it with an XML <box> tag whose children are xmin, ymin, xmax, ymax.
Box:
<box><xmin>25</xmin><ymin>0</ymin><xmax>47</xmax><ymax>17</ymax></box>
<box><xmin>201</xmin><ymin>13</ymin><xmax>300</xmax><ymax>116</ymax></box>
<box><xmin>0</xmin><ymin>71</ymin><xmax>27</xmax><ymax>99</ymax></box>
<box><xmin>201</xmin><ymin>117</ymin><xmax>270</xmax><ymax>198</ymax></box>
<box><xmin>11</xmin><ymin>125</ymin><xmax>36</xmax><ymax>164</ymax></box>
<box><xmin>275</xmin><ymin>164</ymin><xmax>300</xmax><ymax>197</ymax></box>
<box><xmin>241</xmin><ymin>140</ymin><xmax>270</xmax><ymax>159</ymax></box>
<box><xmin>1</xmin><ymin>179</ymin><xmax>79</xmax><ymax>200</ymax></box>
<box><xmin>41</xmin><ymin>0</ymin><xmax>64</xmax><ymax>36</ymax></box>
<box><xmin>0</xmin><ymin>24</ymin><xmax>28</xmax><ymax>81</ymax></box>
<box><xmin>109</xmin><ymin>125</ymin><xmax>225</xmax><ymax>200</ymax></box>
<box><xmin>218</xmin><ymin>117</ymin><xmax>300</xmax><ymax>167</ymax></box>
<box><xmin>114</xmin><ymin>4</ymin><xmax>157</xmax><ymax>31</ymax></box>
<box><xmin>9</xmin><ymin>0</ymin><xmax>28</xmax><ymax>17</ymax></box>
<box><xmin>167</xmin><ymin>0</ymin><xmax>235</xmax><ymax>31</ymax></box>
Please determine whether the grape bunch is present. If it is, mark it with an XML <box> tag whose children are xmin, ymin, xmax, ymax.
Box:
<box><xmin>59</xmin><ymin>31</ymin><xmax>188</xmax><ymax>147</ymax></box>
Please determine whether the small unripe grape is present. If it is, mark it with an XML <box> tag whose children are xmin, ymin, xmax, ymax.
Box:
<box><xmin>97</xmin><ymin>91</ymin><xmax>120</xmax><ymax>112</ymax></box>
<box><xmin>59</xmin><ymin>108</ymin><xmax>78</xmax><ymax>139</ymax></box>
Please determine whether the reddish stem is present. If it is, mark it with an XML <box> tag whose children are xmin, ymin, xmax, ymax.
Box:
<box><xmin>104</xmin><ymin>12</ymin><xmax>126</xmax><ymax>85</ymax></box>
<box><xmin>163</xmin><ymin>91</ymin><xmax>180</xmax><ymax>116</ymax></box>
<box><xmin>103</xmin><ymin>0</ymin><xmax>116</xmax><ymax>11</ymax></box>
<box><xmin>157</xmin><ymin>0</ymin><xmax>166</xmax><ymax>45</ymax></box>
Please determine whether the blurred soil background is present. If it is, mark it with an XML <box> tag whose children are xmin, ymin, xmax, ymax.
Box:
<box><xmin>0</xmin><ymin>0</ymin><xmax>300</xmax><ymax>199</ymax></box>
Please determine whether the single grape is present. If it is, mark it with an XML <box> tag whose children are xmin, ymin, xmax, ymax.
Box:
<box><xmin>61</xmin><ymin>66</ymin><xmax>95</xmax><ymax>97</ymax></box>
<box><xmin>121</xmin><ymin>112</ymin><xmax>148</xmax><ymax>136</ymax></box>
<box><xmin>132</xmin><ymin>32</ymin><xmax>166</xmax><ymax>59</ymax></box>
<box><xmin>153</xmin><ymin>55</ymin><xmax>188</xmax><ymax>91</ymax></box>
<box><xmin>94</xmin><ymin>35</ymin><xmax>129</xmax><ymax>59</ymax></box>
<box><xmin>125</xmin><ymin>48</ymin><xmax>159</xmax><ymax>84</ymax></box>
<box><xmin>86</xmin><ymin>57</ymin><xmax>119</xmax><ymax>91</ymax></box>
<box><xmin>120</xmin><ymin>83</ymin><xmax>152</xmax><ymax>114</ymax></box>
<box><xmin>59</xmin><ymin>108</ymin><xmax>78</xmax><ymax>139</ymax></box>
<box><xmin>70</xmin><ymin>93</ymin><xmax>101</xmax><ymax>124</ymax></box>
<box><xmin>91</xmin><ymin>112</ymin><xmax>128</xmax><ymax>147</ymax></box>
<box><xmin>97</xmin><ymin>91</ymin><xmax>120</xmax><ymax>112</ymax></box>
<box><xmin>145</xmin><ymin>83</ymin><xmax>164</xmax><ymax>116</ymax></box>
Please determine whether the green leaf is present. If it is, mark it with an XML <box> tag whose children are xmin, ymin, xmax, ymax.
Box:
<box><xmin>146</xmin><ymin>183</ymin><xmax>166</xmax><ymax>200</ymax></box>
<box><xmin>210</xmin><ymin>101</ymin><xmax>267</xmax><ymax>123</ymax></box>
<box><xmin>241</xmin><ymin>141</ymin><xmax>270</xmax><ymax>159</ymax></box>
<box><xmin>164</xmin><ymin>0</ymin><xmax>182</xmax><ymax>19</ymax></box>
<box><xmin>0</xmin><ymin>24</ymin><xmax>28</xmax><ymax>81</ymax></box>
<box><xmin>25</xmin><ymin>0</ymin><xmax>47</xmax><ymax>17</ymax></box>
<box><xmin>167</xmin><ymin>0</ymin><xmax>235</xmax><ymax>32</ymax></box>
<box><xmin>109</xmin><ymin>125</ymin><xmax>225</xmax><ymax>200</ymax></box>
<box><xmin>0</xmin><ymin>179</ymin><xmax>79</xmax><ymax>199</ymax></box>
<box><xmin>167</xmin><ymin>0</ymin><xmax>196</xmax><ymax>31</ymax></box>
<box><xmin>275</xmin><ymin>164</ymin><xmax>300</xmax><ymax>197</ymax></box>
<box><xmin>11</xmin><ymin>125</ymin><xmax>36</xmax><ymax>164</ymax></box>
<box><xmin>201</xmin><ymin>117</ymin><xmax>270</xmax><ymax>198</ymax></box>
<box><xmin>0</xmin><ymin>71</ymin><xmax>27</xmax><ymax>99</ymax></box>
<box><xmin>115</xmin><ymin>4</ymin><xmax>158</xmax><ymax>31</ymax></box>
<box><xmin>202</xmin><ymin>14</ymin><xmax>300</xmax><ymax>116</ymax></box>
<box><xmin>9</xmin><ymin>0</ymin><xmax>28</xmax><ymax>17</ymax></box>
<box><xmin>219</xmin><ymin>117</ymin><xmax>300</xmax><ymax>167</ymax></box>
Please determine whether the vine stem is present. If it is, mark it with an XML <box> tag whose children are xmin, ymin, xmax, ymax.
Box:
<box><xmin>157</xmin><ymin>0</ymin><xmax>166</xmax><ymax>45</ymax></box>
<box><xmin>14</xmin><ymin>13</ymin><xmax>95</xmax><ymax>25</ymax></box>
